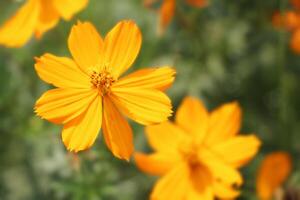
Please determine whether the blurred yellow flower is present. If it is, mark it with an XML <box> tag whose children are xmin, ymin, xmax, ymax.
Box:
<box><xmin>135</xmin><ymin>97</ymin><xmax>261</xmax><ymax>200</ymax></box>
<box><xmin>256</xmin><ymin>152</ymin><xmax>292</xmax><ymax>200</ymax></box>
<box><xmin>34</xmin><ymin>20</ymin><xmax>175</xmax><ymax>160</ymax></box>
<box><xmin>144</xmin><ymin>0</ymin><xmax>207</xmax><ymax>34</ymax></box>
<box><xmin>0</xmin><ymin>0</ymin><xmax>88</xmax><ymax>48</ymax></box>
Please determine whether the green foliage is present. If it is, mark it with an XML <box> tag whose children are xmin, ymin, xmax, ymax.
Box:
<box><xmin>0</xmin><ymin>0</ymin><xmax>299</xmax><ymax>199</ymax></box>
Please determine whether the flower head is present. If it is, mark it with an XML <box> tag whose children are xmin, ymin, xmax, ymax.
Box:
<box><xmin>256</xmin><ymin>152</ymin><xmax>292</xmax><ymax>200</ymax></box>
<box><xmin>135</xmin><ymin>97</ymin><xmax>261</xmax><ymax>200</ymax></box>
<box><xmin>0</xmin><ymin>0</ymin><xmax>88</xmax><ymax>47</ymax></box>
<box><xmin>34</xmin><ymin>20</ymin><xmax>175</xmax><ymax>160</ymax></box>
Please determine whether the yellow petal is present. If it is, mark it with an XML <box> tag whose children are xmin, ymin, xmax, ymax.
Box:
<box><xmin>35</xmin><ymin>88</ymin><xmax>97</xmax><ymax>124</ymax></box>
<box><xmin>256</xmin><ymin>152</ymin><xmax>292</xmax><ymax>200</ymax></box>
<box><xmin>134</xmin><ymin>152</ymin><xmax>179</xmax><ymax>176</ymax></box>
<box><xmin>151</xmin><ymin>163</ymin><xmax>190</xmax><ymax>200</ymax></box>
<box><xmin>53</xmin><ymin>0</ymin><xmax>88</xmax><ymax>20</ymax></box>
<box><xmin>175</xmin><ymin>97</ymin><xmax>208</xmax><ymax>143</ymax></box>
<box><xmin>211</xmin><ymin>135</ymin><xmax>261</xmax><ymax>168</ymax></box>
<box><xmin>35</xmin><ymin>0</ymin><xmax>59</xmax><ymax>38</ymax></box>
<box><xmin>185</xmin><ymin>185</ymin><xmax>213</xmax><ymax>200</ymax></box>
<box><xmin>186</xmin><ymin>163</ymin><xmax>214</xmax><ymax>200</ymax></box>
<box><xmin>0</xmin><ymin>0</ymin><xmax>40</xmax><ymax>47</ymax></box>
<box><xmin>62</xmin><ymin>95</ymin><xmax>102</xmax><ymax>152</ymax></box>
<box><xmin>201</xmin><ymin>150</ymin><xmax>243</xmax><ymax>186</ymax></box>
<box><xmin>159</xmin><ymin>0</ymin><xmax>175</xmax><ymax>34</ymax></box>
<box><xmin>205</xmin><ymin>101</ymin><xmax>241</xmax><ymax>145</ymax></box>
<box><xmin>103</xmin><ymin>20</ymin><xmax>142</xmax><ymax>78</ymax></box>
<box><xmin>68</xmin><ymin>21</ymin><xmax>104</xmax><ymax>73</ymax></box>
<box><xmin>145</xmin><ymin>121</ymin><xmax>187</xmax><ymax>153</ymax></box>
<box><xmin>114</xmin><ymin>67</ymin><xmax>176</xmax><ymax>91</ymax></box>
<box><xmin>110</xmin><ymin>87</ymin><xmax>172</xmax><ymax>125</ymax></box>
<box><xmin>35</xmin><ymin>53</ymin><xmax>90</xmax><ymax>88</ymax></box>
<box><xmin>213</xmin><ymin>182</ymin><xmax>240</xmax><ymax>199</ymax></box>
<box><xmin>102</xmin><ymin>96</ymin><xmax>133</xmax><ymax>161</ymax></box>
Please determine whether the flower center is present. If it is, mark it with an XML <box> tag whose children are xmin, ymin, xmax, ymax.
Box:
<box><xmin>90</xmin><ymin>70</ymin><xmax>115</xmax><ymax>95</ymax></box>
<box><xmin>179</xmin><ymin>143</ymin><xmax>213</xmax><ymax>189</ymax></box>
<box><xmin>179</xmin><ymin>143</ymin><xmax>200</xmax><ymax>168</ymax></box>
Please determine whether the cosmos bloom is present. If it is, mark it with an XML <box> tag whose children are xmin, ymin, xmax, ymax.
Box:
<box><xmin>0</xmin><ymin>0</ymin><xmax>88</xmax><ymax>48</ymax></box>
<box><xmin>144</xmin><ymin>0</ymin><xmax>207</xmax><ymax>34</ymax></box>
<box><xmin>34</xmin><ymin>20</ymin><xmax>175</xmax><ymax>160</ymax></box>
<box><xmin>135</xmin><ymin>97</ymin><xmax>261</xmax><ymax>200</ymax></box>
<box><xmin>290</xmin><ymin>28</ymin><xmax>300</xmax><ymax>52</ymax></box>
<box><xmin>272</xmin><ymin>11</ymin><xmax>300</xmax><ymax>30</ymax></box>
<box><xmin>272</xmin><ymin>0</ymin><xmax>300</xmax><ymax>53</ymax></box>
<box><xmin>256</xmin><ymin>152</ymin><xmax>292</xmax><ymax>200</ymax></box>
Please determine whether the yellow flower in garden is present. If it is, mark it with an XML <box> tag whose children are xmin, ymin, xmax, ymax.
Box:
<box><xmin>34</xmin><ymin>20</ymin><xmax>175</xmax><ymax>160</ymax></box>
<box><xmin>256</xmin><ymin>152</ymin><xmax>292</xmax><ymax>200</ymax></box>
<box><xmin>144</xmin><ymin>0</ymin><xmax>207</xmax><ymax>34</ymax></box>
<box><xmin>0</xmin><ymin>0</ymin><xmax>88</xmax><ymax>47</ymax></box>
<box><xmin>135</xmin><ymin>97</ymin><xmax>261</xmax><ymax>200</ymax></box>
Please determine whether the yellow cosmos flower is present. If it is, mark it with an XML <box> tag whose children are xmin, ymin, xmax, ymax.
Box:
<box><xmin>135</xmin><ymin>97</ymin><xmax>261</xmax><ymax>200</ymax></box>
<box><xmin>0</xmin><ymin>0</ymin><xmax>88</xmax><ymax>47</ymax></box>
<box><xmin>34</xmin><ymin>20</ymin><xmax>175</xmax><ymax>160</ymax></box>
<box><xmin>256</xmin><ymin>152</ymin><xmax>292</xmax><ymax>200</ymax></box>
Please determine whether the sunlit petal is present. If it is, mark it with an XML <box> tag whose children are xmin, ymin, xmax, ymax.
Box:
<box><xmin>201</xmin><ymin>150</ymin><xmax>243</xmax><ymax>186</ymax></box>
<box><xmin>68</xmin><ymin>21</ymin><xmax>104</xmax><ymax>73</ymax></box>
<box><xmin>145</xmin><ymin>121</ymin><xmax>187</xmax><ymax>153</ymax></box>
<box><xmin>213</xmin><ymin>182</ymin><xmax>240</xmax><ymax>199</ymax></box>
<box><xmin>0</xmin><ymin>0</ymin><xmax>40</xmax><ymax>47</ymax></box>
<box><xmin>151</xmin><ymin>163</ymin><xmax>190</xmax><ymax>200</ymax></box>
<box><xmin>134</xmin><ymin>152</ymin><xmax>179</xmax><ymax>176</ymax></box>
<box><xmin>62</xmin><ymin>95</ymin><xmax>102</xmax><ymax>152</ymax></box>
<box><xmin>114</xmin><ymin>67</ymin><xmax>176</xmax><ymax>91</ymax></box>
<box><xmin>211</xmin><ymin>135</ymin><xmax>261</xmax><ymax>168</ymax></box>
<box><xmin>205</xmin><ymin>101</ymin><xmax>241</xmax><ymax>145</ymax></box>
<box><xmin>103</xmin><ymin>20</ymin><xmax>142</xmax><ymax>78</ymax></box>
<box><xmin>186</xmin><ymin>185</ymin><xmax>213</xmax><ymax>200</ymax></box>
<box><xmin>35</xmin><ymin>0</ymin><xmax>59</xmax><ymax>38</ymax></box>
<box><xmin>35</xmin><ymin>88</ymin><xmax>97</xmax><ymax>124</ymax></box>
<box><xmin>102</xmin><ymin>96</ymin><xmax>133</xmax><ymax>161</ymax></box>
<box><xmin>175</xmin><ymin>97</ymin><xmax>208</xmax><ymax>143</ymax></box>
<box><xmin>110</xmin><ymin>87</ymin><xmax>172</xmax><ymax>125</ymax></box>
<box><xmin>35</xmin><ymin>53</ymin><xmax>90</xmax><ymax>88</ymax></box>
<box><xmin>53</xmin><ymin>0</ymin><xmax>88</xmax><ymax>20</ymax></box>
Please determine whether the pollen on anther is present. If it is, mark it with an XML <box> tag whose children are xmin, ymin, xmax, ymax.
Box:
<box><xmin>90</xmin><ymin>70</ymin><xmax>115</xmax><ymax>95</ymax></box>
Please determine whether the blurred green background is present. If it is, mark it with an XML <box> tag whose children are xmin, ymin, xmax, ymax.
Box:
<box><xmin>0</xmin><ymin>0</ymin><xmax>300</xmax><ymax>199</ymax></box>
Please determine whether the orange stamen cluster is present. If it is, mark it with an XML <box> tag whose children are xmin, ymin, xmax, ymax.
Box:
<box><xmin>90</xmin><ymin>70</ymin><xmax>115</xmax><ymax>95</ymax></box>
<box><xmin>179</xmin><ymin>143</ymin><xmax>200</xmax><ymax>169</ymax></box>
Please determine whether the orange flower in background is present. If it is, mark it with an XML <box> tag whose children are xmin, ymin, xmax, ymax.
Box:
<box><xmin>292</xmin><ymin>0</ymin><xmax>300</xmax><ymax>9</ymax></box>
<box><xmin>144</xmin><ymin>0</ymin><xmax>207</xmax><ymax>34</ymax></box>
<box><xmin>272</xmin><ymin>0</ymin><xmax>300</xmax><ymax>53</ymax></box>
<box><xmin>135</xmin><ymin>97</ymin><xmax>261</xmax><ymax>200</ymax></box>
<box><xmin>256</xmin><ymin>152</ymin><xmax>292</xmax><ymax>200</ymax></box>
<box><xmin>290</xmin><ymin>29</ymin><xmax>300</xmax><ymax>53</ymax></box>
<box><xmin>34</xmin><ymin>20</ymin><xmax>175</xmax><ymax>160</ymax></box>
<box><xmin>272</xmin><ymin>11</ymin><xmax>300</xmax><ymax>30</ymax></box>
<box><xmin>0</xmin><ymin>0</ymin><xmax>88</xmax><ymax>48</ymax></box>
